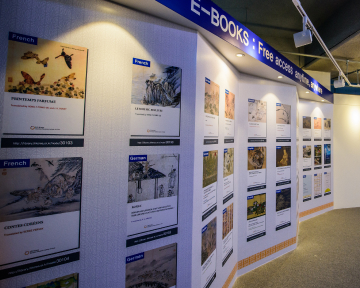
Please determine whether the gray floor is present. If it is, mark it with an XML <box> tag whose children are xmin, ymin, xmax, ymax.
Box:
<box><xmin>233</xmin><ymin>208</ymin><xmax>360</xmax><ymax>288</ymax></box>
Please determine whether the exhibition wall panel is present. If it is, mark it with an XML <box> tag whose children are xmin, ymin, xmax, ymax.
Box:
<box><xmin>0</xmin><ymin>0</ymin><xmax>197</xmax><ymax>287</ymax></box>
<box><xmin>298</xmin><ymin>100</ymin><xmax>334</xmax><ymax>221</ymax></box>
<box><xmin>334</xmin><ymin>94</ymin><xmax>360</xmax><ymax>209</ymax></box>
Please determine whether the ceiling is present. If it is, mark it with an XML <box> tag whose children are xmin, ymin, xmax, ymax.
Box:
<box><xmin>106</xmin><ymin>0</ymin><xmax>360</xmax><ymax>101</ymax></box>
<box><xmin>212</xmin><ymin>0</ymin><xmax>360</xmax><ymax>83</ymax></box>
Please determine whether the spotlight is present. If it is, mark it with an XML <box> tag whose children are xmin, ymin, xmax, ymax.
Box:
<box><xmin>321</xmin><ymin>100</ymin><xmax>325</xmax><ymax>102</ymax></box>
<box><xmin>236</xmin><ymin>53</ymin><xmax>245</xmax><ymax>57</ymax></box>
<box><xmin>306</xmin><ymin>91</ymin><xmax>309</xmax><ymax>93</ymax></box>
<box><xmin>334</xmin><ymin>76</ymin><xmax>345</xmax><ymax>88</ymax></box>
<box><xmin>278</xmin><ymin>76</ymin><xmax>283</xmax><ymax>79</ymax></box>
<box><xmin>293</xmin><ymin>16</ymin><xmax>312</xmax><ymax>48</ymax></box>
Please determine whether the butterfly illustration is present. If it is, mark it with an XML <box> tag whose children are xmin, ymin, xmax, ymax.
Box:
<box><xmin>55</xmin><ymin>48</ymin><xmax>73</xmax><ymax>69</ymax></box>
<box><xmin>36</xmin><ymin>57</ymin><xmax>49</xmax><ymax>67</ymax></box>
<box><xmin>21</xmin><ymin>71</ymin><xmax>45</xmax><ymax>85</ymax></box>
<box><xmin>21</xmin><ymin>51</ymin><xmax>38</xmax><ymax>60</ymax></box>
<box><xmin>61</xmin><ymin>73</ymin><xmax>76</xmax><ymax>82</ymax></box>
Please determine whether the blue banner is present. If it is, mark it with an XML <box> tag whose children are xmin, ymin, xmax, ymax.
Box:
<box><xmin>247</xmin><ymin>195</ymin><xmax>254</xmax><ymax>200</ymax></box>
<box><xmin>9</xmin><ymin>32</ymin><xmax>37</xmax><ymax>45</ymax></box>
<box><xmin>133</xmin><ymin>58</ymin><xmax>151</xmax><ymax>67</ymax></box>
<box><xmin>129</xmin><ymin>155</ymin><xmax>147</xmax><ymax>162</ymax></box>
<box><xmin>126</xmin><ymin>252</ymin><xmax>144</xmax><ymax>264</ymax></box>
<box><xmin>156</xmin><ymin>0</ymin><xmax>333</xmax><ymax>102</ymax></box>
<box><xmin>0</xmin><ymin>159</ymin><xmax>30</xmax><ymax>168</ymax></box>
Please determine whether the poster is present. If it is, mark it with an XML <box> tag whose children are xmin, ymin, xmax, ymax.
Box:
<box><xmin>324</xmin><ymin>172</ymin><xmax>331</xmax><ymax>196</ymax></box>
<box><xmin>201</xmin><ymin>217</ymin><xmax>216</xmax><ymax>288</ymax></box>
<box><xmin>126</xmin><ymin>243</ymin><xmax>177</xmax><ymax>288</ymax></box>
<box><xmin>130</xmin><ymin>58</ymin><xmax>181</xmax><ymax>137</ymax></box>
<box><xmin>276</xmin><ymin>103</ymin><xmax>291</xmax><ymax>138</ymax></box>
<box><xmin>314</xmin><ymin>145</ymin><xmax>322</xmax><ymax>167</ymax></box>
<box><xmin>127</xmin><ymin>154</ymin><xmax>179</xmax><ymax>237</ymax></box>
<box><xmin>3</xmin><ymin>32</ymin><xmax>87</xmax><ymax>135</ymax></box>
<box><xmin>247</xmin><ymin>193</ymin><xmax>266</xmax><ymax>241</ymax></box>
<box><xmin>324</xmin><ymin>118</ymin><xmax>331</xmax><ymax>139</ymax></box>
<box><xmin>324</xmin><ymin>144</ymin><xmax>331</xmax><ymax>165</ymax></box>
<box><xmin>223</xmin><ymin>148</ymin><xmax>234</xmax><ymax>204</ymax></box>
<box><xmin>224</xmin><ymin>90</ymin><xmax>235</xmax><ymax>137</ymax></box>
<box><xmin>222</xmin><ymin>203</ymin><xmax>233</xmax><ymax>266</ymax></box>
<box><xmin>247</xmin><ymin>147</ymin><xmax>266</xmax><ymax>191</ymax></box>
<box><xmin>248</xmin><ymin>99</ymin><xmax>267</xmax><ymax>139</ymax></box>
<box><xmin>303</xmin><ymin>145</ymin><xmax>311</xmax><ymax>169</ymax></box>
<box><xmin>25</xmin><ymin>273</ymin><xmax>78</xmax><ymax>288</ymax></box>
<box><xmin>276</xmin><ymin>146</ymin><xmax>291</xmax><ymax>185</ymax></box>
<box><xmin>0</xmin><ymin>157</ymin><xmax>82</xmax><ymax>265</ymax></box>
<box><xmin>276</xmin><ymin>188</ymin><xmax>291</xmax><ymax>231</ymax></box>
<box><xmin>314</xmin><ymin>173</ymin><xmax>322</xmax><ymax>198</ymax></box>
<box><xmin>313</xmin><ymin>117</ymin><xmax>322</xmax><ymax>139</ymax></box>
<box><xmin>202</xmin><ymin>151</ymin><xmax>218</xmax><ymax>218</ymax></box>
<box><xmin>204</xmin><ymin>78</ymin><xmax>219</xmax><ymax>137</ymax></box>
<box><xmin>302</xmin><ymin>116</ymin><xmax>311</xmax><ymax>139</ymax></box>
<box><xmin>303</xmin><ymin>175</ymin><xmax>312</xmax><ymax>201</ymax></box>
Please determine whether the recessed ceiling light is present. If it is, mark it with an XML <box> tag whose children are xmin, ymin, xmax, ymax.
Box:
<box><xmin>306</xmin><ymin>91</ymin><xmax>309</xmax><ymax>94</ymax></box>
<box><xmin>278</xmin><ymin>76</ymin><xmax>283</xmax><ymax>79</ymax></box>
<box><xmin>236</xmin><ymin>53</ymin><xmax>245</xmax><ymax>57</ymax></box>
<box><xmin>321</xmin><ymin>100</ymin><xmax>325</xmax><ymax>102</ymax></box>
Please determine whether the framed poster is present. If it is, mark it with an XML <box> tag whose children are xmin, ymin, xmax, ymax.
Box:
<box><xmin>276</xmin><ymin>146</ymin><xmax>291</xmax><ymax>186</ymax></box>
<box><xmin>130</xmin><ymin>58</ymin><xmax>181</xmax><ymax>137</ymax></box>
<box><xmin>222</xmin><ymin>203</ymin><xmax>233</xmax><ymax>266</ymax></box>
<box><xmin>324</xmin><ymin>118</ymin><xmax>331</xmax><ymax>139</ymax></box>
<box><xmin>324</xmin><ymin>171</ymin><xmax>331</xmax><ymax>196</ymax></box>
<box><xmin>247</xmin><ymin>193</ymin><xmax>266</xmax><ymax>241</ymax></box>
<box><xmin>25</xmin><ymin>273</ymin><xmax>78</xmax><ymax>288</ymax></box>
<box><xmin>314</xmin><ymin>145</ymin><xmax>322</xmax><ymax>167</ymax></box>
<box><xmin>324</xmin><ymin>144</ymin><xmax>331</xmax><ymax>165</ymax></box>
<box><xmin>223</xmin><ymin>148</ymin><xmax>234</xmax><ymax>204</ymax></box>
<box><xmin>303</xmin><ymin>145</ymin><xmax>311</xmax><ymax>170</ymax></box>
<box><xmin>201</xmin><ymin>217</ymin><xmax>216</xmax><ymax>288</ymax></box>
<box><xmin>204</xmin><ymin>78</ymin><xmax>219</xmax><ymax>137</ymax></box>
<box><xmin>276</xmin><ymin>188</ymin><xmax>291</xmax><ymax>231</ymax></box>
<box><xmin>127</xmin><ymin>154</ymin><xmax>179</xmax><ymax>237</ymax></box>
<box><xmin>303</xmin><ymin>175</ymin><xmax>312</xmax><ymax>202</ymax></box>
<box><xmin>126</xmin><ymin>243</ymin><xmax>177</xmax><ymax>288</ymax></box>
<box><xmin>202</xmin><ymin>151</ymin><xmax>218</xmax><ymax>220</ymax></box>
<box><xmin>248</xmin><ymin>99</ymin><xmax>267</xmax><ymax>139</ymax></box>
<box><xmin>0</xmin><ymin>158</ymin><xmax>82</xmax><ymax>265</ymax></box>
<box><xmin>3</xmin><ymin>32</ymin><xmax>87</xmax><ymax>135</ymax></box>
<box><xmin>247</xmin><ymin>147</ymin><xmax>266</xmax><ymax>191</ymax></box>
<box><xmin>302</xmin><ymin>116</ymin><xmax>311</xmax><ymax>139</ymax></box>
<box><xmin>314</xmin><ymin>173</ymin><xmax>322</xmax><ymax>199</ymax></box>
<box><xmin>224</xmin><ymin>89</ymin><xmax>235</xmax><ymax>137</ymax></box>
<box><xmin>276</xmin><ymin>103</ymin><xmax>291</xmax><ymax>138</ymax></box>
<box><xmin>313</xmin><ymin>117</ymin><xmax>322</xmax><ymax>139</ymax></box>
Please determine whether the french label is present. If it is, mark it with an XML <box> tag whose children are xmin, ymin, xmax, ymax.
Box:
<box><xmin>1</xmin><ymin>138</ymin><xmax>84</xmax><ymax>148</ymax></box>
<box><xmin>126</xmin><ymin>228</ymin><xmax>178</xmax><ymax>247</ymax></box>
<box><xmin>0</xmin><ymin>159</ymin><xmax>30</xmax><ymax>168</ymax></box>
<box><xmin>129</xmin><ymin>139</ymin><xmax>180</xmax><ymax>146</ymax></box>
<box><xmin>9</xmin><ymin>32</ymin><xmax>37</xmax><ymax>45</ymax></box>
<box><xmin>0</xmin><ymin>252</ymin><xmax>79</xmax><ymax>280</ymax></box>
<box><xmin>132</xmin><ymin>58</ymin><xmax>150</xmax><ymax>67</ymax></box>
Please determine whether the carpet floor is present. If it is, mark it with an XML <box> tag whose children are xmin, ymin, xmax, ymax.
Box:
<box><xmin>233</xmin><ymin>208</ymin><xmax>360</xmax><ymax>288</ymax></box>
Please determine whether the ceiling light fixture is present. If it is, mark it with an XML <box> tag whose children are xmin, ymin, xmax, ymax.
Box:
<box><xmin>236</xmin><ymin>53</ymin><xmax>245</xmax><ymax>57</ymax></box>
<box><xmin>278</xmin><ymin>76</ymin><xmax>283</xmax><ymax>79</ymax></box>
<box><xmin>334</xmin><ymin>75</ymin><xmax>345</xmax><ymax>88</ymax></box>
<box><xmin>293</xmin><ymin>15</ymin><xmax>312</xmax><ymax>48</ymax></box>
<box><xmin>306</xmin><ymin>91</ymin><xmax>309</xmax><ymax>93</ymax></box>
<box><xmin>321</xmin><ymin>100</ymin><xmax>325</xmax><ymax>102</ymax></box>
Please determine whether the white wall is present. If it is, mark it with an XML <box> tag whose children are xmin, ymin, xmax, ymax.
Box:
<box><xmin>0</xmin><ymin>0</ymin><xmax>197</xmax><ymax>287</ymax></box>
<box><xmin>334</xmin><ymin>94</ymin><xmax>360</xmax><ymax>209</ymax></box>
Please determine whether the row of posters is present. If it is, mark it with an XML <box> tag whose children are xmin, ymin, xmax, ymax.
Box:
<box><xmin>303</xmin><ymin>144</ymin><xmax>331</xmax><ymax>170</ymax></box>
<box><xmin>302</xmin><ymin>116</ymin><xmax>331</xmax><ymax>140</ymax></box>
<box><xmin>303</xmin><ymin>172</ymin><xmax>332</xmax><ymax>201</ymax></box>
<box><xmin>204</xmin><ymin>78</ymin><xmax>235</xmax><ymax>138</ymax></box>
<box><xmin>248</xmin><ymin>99</ymin><xmax>291</xmax><ymax>140</ymax></box>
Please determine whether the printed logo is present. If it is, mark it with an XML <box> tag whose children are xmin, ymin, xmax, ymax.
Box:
<box><xmin>25</xmin><ymin>251</ymin><xmax>29</xmax><ymax>255</ymax></box>
<box><xmin>30</xmin><ymin>126</ymin><xmax>35</xmax><ymax>130</ymax></box>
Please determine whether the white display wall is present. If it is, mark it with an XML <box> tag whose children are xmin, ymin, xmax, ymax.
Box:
<box><xmin>298</xmin><ymin>100</ymin><xmax>334</xmax><ymax>221</ymax></box>
<box><xmin>0</xmin><ymin>1</ymin><xmax>328</xmax><ymax>288</ymax></box>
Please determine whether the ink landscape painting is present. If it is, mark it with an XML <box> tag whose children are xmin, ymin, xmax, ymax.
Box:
<box><xmin>0</xmin><ymin>157</ymin><xmax>82</xmax><ymax>223</ymax></box>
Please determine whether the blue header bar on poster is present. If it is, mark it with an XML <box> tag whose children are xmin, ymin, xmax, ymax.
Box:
<box><xmin>156</xmin><ymin>0</ymin><xmax>333</xmax><ymax>102</ymax></box>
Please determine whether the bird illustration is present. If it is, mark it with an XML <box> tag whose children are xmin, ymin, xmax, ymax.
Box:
<box><xmin>36</xmin><ymin>57</ymin><xmax>49</xmax><ymax>67</ymax></box>
<box><xmin>45</xmin><ymin>160</ymin><xmax>54</xmax><ymax>166</ymax></box>
<box><xmin>31</xmin><ymin>162</ymin><xmax>40</xmax><ymax>167</ymax></box>
<box><xmin>60</xmin><ymin>73</ymin><xmax>76</xmax><ymax>82</ymax></box>
<box><xmin>21</xmin><ymin>71</ymin><xmax>45</xmax><ymax>85</ymax></box>
<box><xmin>55</xmin><ymin>48</ymin><xmax>73</xmax><ymax>69</ymax></box>
<box><xmin>21</xmin><ymin>51</ymin><xmax>38</xmax><ymax>60</ymax></box>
